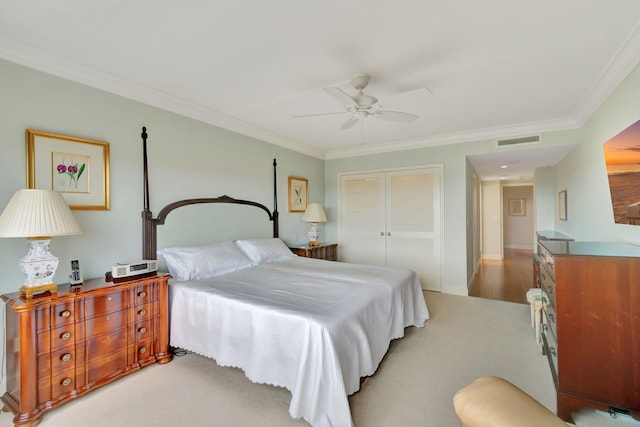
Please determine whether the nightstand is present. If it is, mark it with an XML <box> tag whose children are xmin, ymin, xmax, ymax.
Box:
<box><xmin>290</xmin><ymin>243</ymin><xmax>338</xmax><ymax>261</ymax></box>
<box><xmin>1</xmin><ymin>274</ymin><xmax>172</xmax><ymax>426</ymax></box>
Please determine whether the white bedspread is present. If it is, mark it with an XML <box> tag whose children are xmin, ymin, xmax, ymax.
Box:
<box><xmin>169</xmin><ymin>257</ymin><xmax>429</xmax><ymax>427</ymax></box>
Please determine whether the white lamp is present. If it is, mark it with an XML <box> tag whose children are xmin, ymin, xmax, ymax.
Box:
<box><xmin>302</xmin><ymin>203</ymin><xmax>327</xmax><ymax>247</ymax></box>
<box><xmin>0</xmin><ymin>189</ymin><xmax>81</xmax><ymax>298</ymax></box>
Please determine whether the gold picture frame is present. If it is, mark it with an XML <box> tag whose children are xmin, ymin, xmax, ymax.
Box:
<box><xmin>559</xmin><ymin>190</ymin><xmax>567</xmax><ymax>220</ymax></box>
<box><xmin>27</xmin><ymin>129</ymin><xmax>110</xmax><ymax>210</ymax></box>
<box><xmin>508</xmin><ymin>198</ymin><xmax>526</xmax><ymax>216</ymax></box>
<box><xmin>288</xmin><ymin>176</ymin><xmax>308</xmax><ymax>212</ymax></box>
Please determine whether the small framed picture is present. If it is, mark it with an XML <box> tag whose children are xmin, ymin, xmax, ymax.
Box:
<box><xmin>288</xmin><ymin>176</ymin><xmax>308</xmax><ymax>212</ymax></box>
<box><xmin>508</xmin><ymin>198</ymin><xmax>526</xmax><ymax>216</ymax></box>
<box><xmin>27</xmin><ymin>129</ymin><xmax>110</xmax><ymax>210</ymax></box>
<box><xmin>559</xmin><ymin>190</ymin><xmax>567</xmax><ymax>220</ymax></box>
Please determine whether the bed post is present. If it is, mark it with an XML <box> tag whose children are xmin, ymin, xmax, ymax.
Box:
<box><xmin>141</xmin><ymin>126</ymin><xmax>156</xmax><ymax>260</ymax></box>
<box><xmin>273</xmin><ymin>158</ymin><xmax>279</xmax><ymax>238</ymax></box>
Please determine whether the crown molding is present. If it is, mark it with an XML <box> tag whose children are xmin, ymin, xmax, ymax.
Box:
<box><xmin>2</xmin><ymin>27</ymin><xmax>639</xmax><ymax>163</ymax></box>
<box><xmin>324</xmin><ymin>117</ymin><xmax>579</xmax><ymax>159</ymax></box>
<box><xmin>0</xmin><ymin>38</ymin><xmax>326</xmax><ymax>160</ymax></box>
<box><xmin>571</xmin><ymin>21</ymin><xmax>640</xmax><ymax>126</ymax></box>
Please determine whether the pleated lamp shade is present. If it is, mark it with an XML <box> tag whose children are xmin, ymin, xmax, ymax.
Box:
<box><xmin>0</xmin><ymin>189</ymin><xmax>81</xmax><ymax>238</ymax></box>
<box><xmin>302</xmin><ymin>203</ymin><xmax>327</xmax><ymax>223</ymax></box>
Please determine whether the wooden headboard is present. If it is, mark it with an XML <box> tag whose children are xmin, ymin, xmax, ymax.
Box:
<box><xmin>140</xmin><ymin>127</ymin><xmax>279</xmax><ymax>259</ymax></box>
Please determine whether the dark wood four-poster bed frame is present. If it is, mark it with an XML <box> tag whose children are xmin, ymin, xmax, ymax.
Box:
<box><xmin>139</xmin><ymin>126</ymin><xmax>279</xmax><ymax>260</ymax></box>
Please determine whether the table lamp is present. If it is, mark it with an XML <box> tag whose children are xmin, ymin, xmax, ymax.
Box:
<box><xmin>302</xmin><ymin>203</ymin><xmax>327</xmax><ymax>247</ymax></box>
<box><xmin>0</xmin><ymin>189</ymin><xmax>81</xmax><ymax>298</ymax></box>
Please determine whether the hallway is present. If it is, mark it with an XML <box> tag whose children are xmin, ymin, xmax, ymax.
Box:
<box><xmin>468</xmin><ymin>248</ymin><xmax>533</xmax><ymax>304</ymax></box>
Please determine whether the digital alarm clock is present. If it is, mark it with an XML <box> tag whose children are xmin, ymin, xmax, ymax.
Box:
<box><xmin>112</xmin><ymin>260</ymin><xmax>158</xmax><ymax>279</ymax></box>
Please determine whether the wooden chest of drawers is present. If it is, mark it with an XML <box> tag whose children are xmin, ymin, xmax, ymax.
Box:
<box><xmin>538</xmin><ymin>240</ymin><xmax>640</xmax><ymax>422</ymax></box>
<box><xmin>289</xmin><ymin>243</ymin><xmax>338</xmax><ymax>261</ymax></box>
<box><xmin>1</xmin><ymin>275</ymin><xmax>172</xmax><ymax>426</ymax></box>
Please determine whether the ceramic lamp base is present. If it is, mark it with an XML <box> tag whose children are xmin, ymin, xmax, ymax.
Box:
<box><xmin>18</xmin><ymin>237</ymin><xmax>59</xmax><ymax>298</ymax></box>
<box><xmin>307</xmin><ymin>223</ymin><xmax>321</xmax><ymax>247</ymax></box>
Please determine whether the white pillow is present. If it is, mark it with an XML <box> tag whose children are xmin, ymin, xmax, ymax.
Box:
<box><xmin>235</xmin><ymin>238</ymin><xmax>295</xmax><ymax>264</ymax></box>
<box><xmin>157</xmin><ymin>240</ymin><xmax>253</xmax><ymax>281</ymax></box>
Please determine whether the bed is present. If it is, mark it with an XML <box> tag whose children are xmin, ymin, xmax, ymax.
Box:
<box><xmin>139</xmin><ymin>128</ymin><xmax>430</xmax><ymax>427</ymax></box>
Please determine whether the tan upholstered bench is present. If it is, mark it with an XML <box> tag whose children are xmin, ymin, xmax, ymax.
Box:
<box><xmin>453</xmin><ymin>376</ymin><xmax>568</xmax><ymax>427</ymax></box>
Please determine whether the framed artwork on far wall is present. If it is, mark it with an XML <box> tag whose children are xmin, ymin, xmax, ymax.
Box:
<box><xmin>508</xmin><ymin>198</ymin><xmax>526</xmax><ymax>216</ymax></box>
<box><xmin>27</xmin><ymin>129</ymin><xmax>110</xmax><ymax>210</ymax></box>
<box><xmin>288</xmin><ymin>176</ymin><xmax>308</xmax><ymax>212</ymax></box>
<box><xmin>559</xmin><ymin>190</ymin><xmax>567</xmax><ymax>220</ymax></box>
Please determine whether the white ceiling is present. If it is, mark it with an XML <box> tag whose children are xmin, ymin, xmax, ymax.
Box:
<box><xmin>1</xmin><ymin>1</ymin><xmax>640</xmax><ymax>180</ymax></box>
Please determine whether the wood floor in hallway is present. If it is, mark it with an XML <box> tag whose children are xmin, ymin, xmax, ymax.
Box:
<box><xmin>468</xmin><ymin>248</ymin><xmax>533</xmax><ymax>304</ymax></box>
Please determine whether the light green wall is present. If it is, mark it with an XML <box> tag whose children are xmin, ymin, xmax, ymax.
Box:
<box><xmin>0</xmin><ymin>59</ymin><xmax>324</xmax><ymax>293</ymax></box>
<box><xmin>324</xmin><ymin>131</ymin><xmax>580</xmax><ymax>294</ymax></box>
<box><xmin>1</xmin><ymin>55</ymin><xmax>639</xmax><ymax>299</ymax></box>
<box><xmin>553</xmin><ymin>62</ymin><xmax>640</xmax><ymax>243</ymax></box>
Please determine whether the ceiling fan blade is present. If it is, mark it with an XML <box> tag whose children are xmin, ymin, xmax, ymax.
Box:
<box><xmin>340</xmin><ymin>116</ymin><xmax>359</xmax><ymax>130</ymax></box>
<box><xmin>292</xmin><ymin>112</ymin><xmax>345</xmax><ymax>118</ymax></box>
<box><xmin>324</xmin><ymin>87</ymin><xmax>358</xmax><ymax>108</ymax></box>
<box><xmin>373</xmin><ymin>110</ymin><xmax>419</xmax><ymax>123</ymax></box>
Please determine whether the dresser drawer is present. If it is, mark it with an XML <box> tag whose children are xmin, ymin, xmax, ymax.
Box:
<box><xmin>134</xmin><ymin>302</ymin><xmax>153</xmax><ymax>321</ymax></box>
<box><xmin>39</xmin><ymin>345</ymin><xmax>85</xmax><ymax>379</ymax></box>
<box><xmin>87</xmin><ymin>327</ymin><xmax>128</xmax><ymax>360</ymax></box>
<box><xmin>84</xmin><ymin>290</ymin><xmax>126</xmax><ymax>318</ymax></box>
<box><xmin>85</xmin><ymin>309</ymin><xmax>128</xmax><ymax>336</ymax></box>
<box><xmin>50</xmin><ymin>367</ymin><xmax>84</xmax><ymax>400</ymax></box>
<box><xmin>87</xmin><ymin>349</ymin><xmax>129</xmax><ymax>384</ymax></box>
<box><xmin>134</xmin><ymin>284</ymin><xmax>155</xmax><ymax>304</ymax></box>
<box><xmin>539</xmin><ymin>268</ymin><xmax>556</xmax><ymax>309</ymax></box>
<box><xmin>35</xmin><ymin>301</ymin><xmax>78</xmax><ymax>333</ymax></box>
<box><xmin>38</xmin><ymin>322</ymin><xmax>86</xmax><ymax>353</ymax></box>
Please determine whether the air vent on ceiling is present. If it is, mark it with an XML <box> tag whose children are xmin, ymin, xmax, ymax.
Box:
<box><xmin>496</xmin><ymin>134</ymin><xmax>541</xmax><ymax>147</ymax></box>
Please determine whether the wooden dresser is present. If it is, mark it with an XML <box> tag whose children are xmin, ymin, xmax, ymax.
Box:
<box><xmin>289</xmin><ymin>243</ymin><xmax>338</xmax><ymax>261</ymax></box>
<box><xmin>537</xmin><ymin>240</ymin><xmax>640</xmax><ymax>422</ymax></box>
<box><xmin>1</xmin><ymin>274</ymin><xmax>172</xmax><ymax>427</ymax></box>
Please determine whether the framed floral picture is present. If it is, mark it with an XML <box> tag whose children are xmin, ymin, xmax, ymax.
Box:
<box><xmin>27</xmin><ymin>129</ymin><xmax>110</xmax><ymax>210</ymax></box>
<box><xmin>288</xmin><ymin>176</ymin><xmax>308</xmax><ymax>212</ymax></box>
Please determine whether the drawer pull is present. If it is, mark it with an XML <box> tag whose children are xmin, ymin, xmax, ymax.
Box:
<box><xmin>138</xmin><ymin>309</ymin><xmax>147</xmax><ymax>316</ymax></box>
<box><xmin>60</xmin><ymin>310</ymin><xmax>71</xmax><ymax>318</ymax></box>
<box><xmin>61</xmin><ymin>332</ymin><xmax>71</xmax><ymax>340</ymax></box>
<box><xmin>138</xmin><ymin>291</ymin><xmax>147</xmax><ymax>298</ymax></box>
<box><xmin>139</xmin><ymin>346</ymin><xmax>147</xmax><ymax>354</ymax></box>
<box><xmin>62</xmin><ymin>378</ymin><xmax>72</xmax><ymax>386</ymax></box>
<box><xmin>61</xmin><ymin>353</ymin><xmax>72</xmax><ymax>362</ymax></box>
<box><xmin>138</xmin><ymin>326</ymin><xmax>147</xmax><ymax>334</ymax></box>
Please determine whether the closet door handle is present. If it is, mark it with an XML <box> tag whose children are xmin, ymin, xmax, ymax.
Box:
<box><xmin>387</xmin><ymin>232</ymin><xmax>392</xmax><ymax>236</ymax></box>
<box><xmin>380</xmin><ymin>232</ymin><xmax>385</xmax><ymax>236</ymax></box>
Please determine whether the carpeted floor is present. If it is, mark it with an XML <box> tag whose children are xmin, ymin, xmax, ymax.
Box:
<box><xmin>0</xmin><ymin>292</ymin><xmax>636</xmax><ymax>426</ymax></box>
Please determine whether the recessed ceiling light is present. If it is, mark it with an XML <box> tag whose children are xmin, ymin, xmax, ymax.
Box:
<box><xmin>500</xmin><ymin>165</ymin><xmax>508</xmax><ymax>169</ymax></box>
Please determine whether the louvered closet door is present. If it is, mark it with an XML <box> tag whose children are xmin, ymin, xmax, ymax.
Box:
<box><xmin>339</xmin><ymin>172</ymin><xmax>387</xmax><ymax>266</ymax></box>
<box><xmin>339</xmin><ymin>167</ymin><xmax>442</xmax><ymax>291</ymax></box>
<box><xmin>385</xmin><ymin>168</ymin><xmax>441</xmax><ymax>291</ymax></box>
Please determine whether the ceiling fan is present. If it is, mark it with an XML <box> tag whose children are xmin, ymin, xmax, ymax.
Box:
<box><xmin>293</xmin><ymin>73</ymin><xmax>419</xmax><ymax>130</ymax></box>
